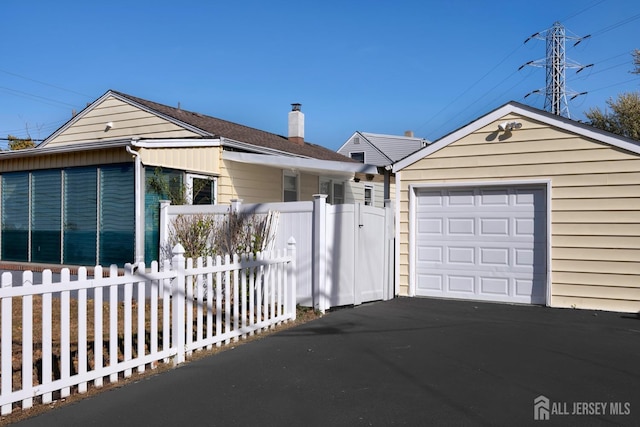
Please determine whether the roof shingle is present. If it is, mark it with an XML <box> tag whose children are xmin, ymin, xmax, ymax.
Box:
<box><xmin>112</xmin><ymin>90</ymin><xmax>352</xmax><ymax>162</ymax></box>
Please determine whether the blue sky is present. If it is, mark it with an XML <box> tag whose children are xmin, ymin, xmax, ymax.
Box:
<box><xmin>1</xmin><ymin>0</ymin><xmax>639</xmax><ymax>150</ymax></box>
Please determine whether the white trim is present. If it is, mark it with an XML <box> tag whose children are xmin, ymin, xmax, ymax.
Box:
<box><xmin>131</xmin><ymin>139</ymin><xmax>221</xmax><ymax>148</ymax></box>
<box><xmin>364</xmin><ymin>184</ymin><xmax>374</xmax><ymax>206</ymax></box>
<box><xmin>222</xmin><ymin>151</ymin><xmax>378</xmax><ymax>178</ymax></box>
<box><xmin>185</xmin><ymin>173</ymin><xmax>218</xmax><ymax>205</ymax></box>
<box><xmin>335</xmin><ymin>131</ymin><xmax>361</xmax><ymax>153</ymax></box>
<box><xmin>393</xmin><ymin>102</ymin><xmax>640</xmax><ymax>172</ymax></box>
<box><xmin>394</xmin><ymin>172</ymin><xmax>402</xmax><ymax>297</ymax></box>
<box><xmin>407</xmin><ymin>179</ymin><xmax>552</xmax><ymax>305</ymax></box>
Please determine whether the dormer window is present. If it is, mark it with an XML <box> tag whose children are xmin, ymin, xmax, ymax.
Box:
<box><xmin>350</xmin><ymin>152</ymin><xmax>365</xmax><ymax>163</ymax></box>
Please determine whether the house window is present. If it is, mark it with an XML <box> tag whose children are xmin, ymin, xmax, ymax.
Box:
<box><xmin>31</xmin><ymin>170</ymin><xmax>62</xmax><ymax>263</ymax></box>
<box><xmin>350</xmin><ymin>152</ymin><xmax>365</xmax><ymax>163</ymax></box>
<box><xmin>0</xmin><ymin>165</ymin><xmax>135</xmax><ymax>267</ymax></box>
<box><xmin>1</xmin><ymin>172</ymin><xmax>29</xmax><ymax>261</ymax></box>
<box><xmin>319</xmin><ymin>178</ymin><xmax>345</xmax><ymax>204</ymax></box>
<box><xmin>364</xmin><ymin>185</ymin><xmax>374</xmax><ymax>206</ymax></box>
<box><xmin>283</xmin><ymin>172</ymin><xmax>298</xmax><ymax>202</ymax></box>
<box><xmin>187</xmin><ymin>174</ymin><xmax>217</xmax><ymax>205</ymax></box>
<box><xmin>333</xmin><ymin>182</ymin><xmax>344</xmax><ymax>204</ymax></box>
<box><xmin>353</xmin><ymin>137</ymin><xmax>360</xmax><ymax>144</ymax></box>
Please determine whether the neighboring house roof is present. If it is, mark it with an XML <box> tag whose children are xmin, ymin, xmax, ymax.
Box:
<box><xmin>337</xmin><ymin>131</ymin><xmax>428</xmax><ymax>167</ymax></box>
<box><xmin>39</xmin><ymin>90</ymin><xmax>353</xmax><ymax>163</ymax></box>
<box><xmin>393</xmin><ymin>101</ymin><xmax>640</xmax><ymax>172</ymax></box>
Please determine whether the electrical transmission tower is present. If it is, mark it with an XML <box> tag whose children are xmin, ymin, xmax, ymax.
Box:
<box><xmin>521</xmin><ymin>22</ymin><xmax>591</xmax><ymax>118</ymax></box>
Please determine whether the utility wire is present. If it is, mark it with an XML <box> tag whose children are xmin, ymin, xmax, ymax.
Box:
<box><xmin>0</xmin><ymin>68</ymin><xmax>92</xmax><ymax>99</ymax></box>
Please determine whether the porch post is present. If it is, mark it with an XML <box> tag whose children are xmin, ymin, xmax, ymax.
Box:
<box><xmin>383</xmin><ymin>199</ymin><xmax>395</xmax><ymax>300</ymax></box>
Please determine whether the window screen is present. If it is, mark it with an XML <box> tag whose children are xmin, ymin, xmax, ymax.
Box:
<box><xmin>64</xmin><ymin>168</ymin><xmax>97</xmax><ymax>265</ymax></box>
<box><xmin>1</xmin><ymin>172</ymin><xmax>29</xmax><ymax>261</ymax></box>
<box><xmin>31</xmin><ymin>170</ymin><xmax>62</xmax><ymax>263</ymax></box>
<box><xmin>100</xmin><ymin>165</ymin><xmax>135</xmax><ymax>265</ymax></box>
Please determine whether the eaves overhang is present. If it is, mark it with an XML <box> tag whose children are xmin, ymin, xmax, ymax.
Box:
<box><xmin>222</xmin><ymin>151</ymin><xmax>378</xmax><ymax>179</ymax></box>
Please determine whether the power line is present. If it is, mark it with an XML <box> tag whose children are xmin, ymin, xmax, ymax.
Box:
<box><xmin>558</xmin><ymin>0</ymin><xmax>605</xmax><ymax>24</ymax></box>
<box><xmin>0</xmin><ymin>86</ymin><xmax>80</xmax><ymax>109</ymax></box>
<box><xmin>0</xmin><ymin>68</ymin><xmax>92</xmax><ymax>99</ymax></box>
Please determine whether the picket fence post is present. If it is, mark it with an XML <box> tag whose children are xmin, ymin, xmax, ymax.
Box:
<box><xmin>172</xmin><ymin>243</ymin><xmax>186</xmax><ymax>365</ymax></box>
<box><xmin>288</xmin><ymin>237</ymin><xmax>297</xmax><ymax>320</ymax></box>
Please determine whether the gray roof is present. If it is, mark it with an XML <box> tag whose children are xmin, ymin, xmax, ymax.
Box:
<box><xmin>108</xmin><ymin>91</ymin><xmax>354</xmax><ymax>162</ymax></box>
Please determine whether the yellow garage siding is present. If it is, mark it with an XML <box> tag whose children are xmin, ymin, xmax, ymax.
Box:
<box><xmin>46</xmin><ymin>96</ymin><xmax>199</xmax><ymax>145</ymax></box>
<box><xmin>0</xmin><ymin>148</ymin><xmax>132</xmax><ymax>172</ymax></box>
<box><xmin>138</xmin><ymin>147</ymin><xmax>220</xmax><ymax>175</ymax></box>
<box><xmin>398</xmin><ymin>112</ymin><xmax>640</xmax><ymax>312</ymax></box>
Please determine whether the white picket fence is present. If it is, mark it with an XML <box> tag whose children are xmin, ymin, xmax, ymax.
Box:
<box><xmin>0</xmin><ymin>240</ymin><xmax>297</xmax><ymax>415</ymax></box>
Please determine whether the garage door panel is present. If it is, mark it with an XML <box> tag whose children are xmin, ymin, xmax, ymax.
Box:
<box><xmin>417</xmin><ymin>274</ymin><xmax>442</xmax><ymax>291</ymax></box>
<box><xmin>448</xmin><ymin>246</ymin><xmax>475</xmax><ymax>264</ymax></box>
<box><xmin>480</xmin><ymin>277</ymin><xmax>509</xmax><ymax>295</ymax></box>
<box><xmin>480</xmin><ymin>247</ymin><xmax>509</xmax><ymax>266</ymax></box>
<box><xmin>415</xmin><ymin>186</ymin><xmax>547</xmax><ymax>304</ymax></box>
<box><xmin>418</xmin><ymin>246</ymin><xmax>443</xmax><ymax>262</ymax></box>
<box><xmin>448</xmin><ymin>218</ymin><xmax>474</xmax><ymax>234</ymax></box>
<box><xmin>448</xmin><ymin>275</ymin><xmax>475</xmax><ymax>293</ymax></box>
<box><xmin>480</xmin><ymin>218</ymin><xmax>510</xmax><ymax>236</ymax></box>
<box><xmin>447</xmin><ymin>190</ymin><xmax>475</xmax><ymax>206</ymax></box>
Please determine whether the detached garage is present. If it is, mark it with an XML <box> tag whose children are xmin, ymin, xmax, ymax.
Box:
<box><xmin>393</xmin><ymin>102</ymin><xmax>640</xmax><ymax>313</ymax></box>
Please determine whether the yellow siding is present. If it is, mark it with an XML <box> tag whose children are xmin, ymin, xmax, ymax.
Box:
<box><xmin>139</xmin><ymin>147</ymin><xmax>220</xmax><ymax>175</ymax></box>
<box><xmin>398</xmin><ymin>112</ymin><xmax>640</xmax><ymax>312</ymax></box>
<box><xmin>218</xmin><ymin>159</ymin><xmax>282</xmax><ymax>204</ymax></box>
<box><xmin>46</xmin><ymin>96</ymin><xmax>199</xmax><ymax>145</ymax></box>
<box><xmin>0</xmin><ymin>148</ymin><xmax>132</xmax><ymax>172</ymax></box>
<box><xmin>300</xmin><ymin>173</ymin><xmax>319</xmax><ymax>201</ymax></box>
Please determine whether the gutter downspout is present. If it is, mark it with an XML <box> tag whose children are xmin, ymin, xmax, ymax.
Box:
<box><xmin>126</xmin><ymin>144</ymin><xmax>145</xmax><ymax>264</ymax></box>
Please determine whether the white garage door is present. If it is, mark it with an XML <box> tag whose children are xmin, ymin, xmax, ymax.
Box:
<box><xmin>414</xmin><ymin>186</ymin><xmax>547</xmax><ymax>304</ymax></box>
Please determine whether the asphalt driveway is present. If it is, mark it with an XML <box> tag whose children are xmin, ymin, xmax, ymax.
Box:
<box><xmin>12</xmin><ymin>297</ymin><xmax>640</xmax><ymax>426</ymax></box>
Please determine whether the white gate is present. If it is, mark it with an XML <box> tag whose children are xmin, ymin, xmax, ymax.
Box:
<box><xmin>159</xmin><ymin>195</ymin><xmax>395</xmax><ymax>312</ymax></box>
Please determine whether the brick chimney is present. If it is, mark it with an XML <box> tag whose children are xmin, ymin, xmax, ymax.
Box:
<box><xmin>288</xmin><ymin>103</ymin><xmax>304</xmax><ymax>146</ymax></box>
<box><xmin>404</xmin><ymin>130</ymin><xmax>414</xmax><ymax>138</ymax></box>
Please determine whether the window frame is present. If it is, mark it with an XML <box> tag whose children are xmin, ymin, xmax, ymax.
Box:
<box><xmin>283</xmin><ymin>171</ymin><xmax>299</xmax><ymax>202</ymax></box>
<box><xmin>364</xmin><ymin>184</ymin><xmax>374</xmax><ymax>206</ymax></box>
<box><xmin>350</xmin><ymin>151</ymin><xmax>365</xmax><ymax>163</ymax></box>
<box><xmin>186</xmin><ymin>173</ymin><xmax>218</xmax><ymax>205</ymax></box>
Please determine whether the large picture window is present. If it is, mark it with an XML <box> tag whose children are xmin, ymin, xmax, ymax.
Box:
<box><xmin>0</xmin><ymin>164</ymin><xmax>135</xmax><ymax>267</ymax></box>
